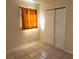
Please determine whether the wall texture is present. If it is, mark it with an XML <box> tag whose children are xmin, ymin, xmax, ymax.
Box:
<box><xmin>6</xmin><ymin>0</ymin><xmax>39</xmax><ymax>51</ymax></box>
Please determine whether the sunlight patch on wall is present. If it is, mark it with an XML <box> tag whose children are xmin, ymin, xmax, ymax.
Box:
<box><xmin>40</xmin><ymin>14</ymin><xmax>45</xmax><ymax>31</ymax></box>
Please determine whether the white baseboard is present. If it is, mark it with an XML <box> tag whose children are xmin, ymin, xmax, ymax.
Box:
<box><xmin>64</xmin><ymin>49</ymin><xmax>73</xmax><ymax>54</ymax></box>
<box><xmin>55</xmin><ymin>46</ymin><xmax>73</xmax><ymax>54</ymax></box>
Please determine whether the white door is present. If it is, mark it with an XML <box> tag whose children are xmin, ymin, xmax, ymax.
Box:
<box><xmin>55</xmin><ymin>8</ymin><xmax>66</xmax><ymax>49</ymax></box>
<box><xmin>44</xmin><ymin>10</ymin><xmax>54</xmax><ymax>45</ymax></box>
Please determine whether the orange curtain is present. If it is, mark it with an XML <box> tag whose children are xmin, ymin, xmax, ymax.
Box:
<box><xmin>29</xmin><ymin>9</ymin><xmax>37</xmax><ymax>28</ymax></box>
<box><xmin>20</xmin><ymin>7</ymin><xmax>38</xmax><ymax>30</ymax></box>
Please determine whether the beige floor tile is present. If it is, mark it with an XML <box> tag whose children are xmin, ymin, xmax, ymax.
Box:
<box><xmin>28</xmin><ymin>44</ymin><xmax>46</xmax><ymax>54</ymax></box>
<box><xmin>24</xmin><ymin>48</ymin><xmax>39</xmax><ymax>58</ymax></box>
<box><xmin>26</xmin><ymin>51</ymin><xmax>39</xmax><ymax>58</ymax></box>
<box><xmin>33</xmin><ymin>47</ymin><xmax>47</xmax><ymax>54</ymax></box>
<box><xmin>15</xmin><ymin>50</ymin><xmax>25</xmax><ymax>55</ymax></box>
<box><xmin>46</xmin><ymin>55</ymin><xmax>59</xmax><ymax>59</ymax></box>
<box><xmin>24</xmin><ymin>48</ymin><xmax>34</xmax><ymax>53</ymax></box>
<box><xmin>41</xmin><ymin>45</ymin><xmax>52</xmax><ymax>50</ymax></box>
<box><xmin>62</xmin><ymin>53</ymin><xmax>73</xmax><ymax>59</ymax></box>
<box><xmin>31</xmin><ymin>45</ymin><xmax>43</xmax><ymax>50</ymax></box>
<box><xmin>31</xmin><ymin>42</ymin><xmax>43</xmax><ymax>48</ymax></box>
<box><xmin>6</xmin><ymin>42</ymin><xmax>73</xmax><ymax>59</ymax></box>
<box><xmin>32</xmin><ymin>55</ymin><xmax>45</xmax><ymax>59</ymax></box>
<box><xmin>6</xmin><ymin>55</ymin><xmax>16</xmax><ymax>59</ymax></box>
<box><xmin>31</xmin><ymin>46</ymin><xmax>42</xmax><ymax>52</ymax></box>
<box><xmin>53</xmin><ymin>48</ymin><xmax>66</xmax><ymax>58</ymax></box>
<box><xmin>16</xmin><ymin>56</ymin><xmax>30</xmax><ymax>59</ymax></box>
<box><xmin>14</xmin><ymin>50</ymin><xmax>29</xmax><ymax>59</ymax></box>
<box><xmin>6</xmin><ymin>52</ymin><xmax>16</xmax><ymax>59</ymax></box>
<box><xmin>7</xmin><ymin>51</ymin><xmax>15</xmax><ymax>56</ymax></box>
<box><xmin>32</xmin><ymin>42</ymin><xmax>52</xmax><ymax>50</ymax></box>
<box><xmin>39</xmin><ymin>47</ymin><xmax>57</xmax><ymax>58</ymax></box>
<box><xmin>39</xmin><ymin>42</ymin><xmax>53</xmax><ymax>49</ymax></box>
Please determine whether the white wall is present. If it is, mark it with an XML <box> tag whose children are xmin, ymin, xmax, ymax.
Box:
<box><xmin>6</xmin><ymin>0</ymin><xmax>40</xmax><ymax>51</ymax></box>
<box><xmin>39</xmin><ymin>0</ymin><xmax>65</xmax><ymax>10</ymax></box>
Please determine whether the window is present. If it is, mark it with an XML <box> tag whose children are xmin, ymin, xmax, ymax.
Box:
<box><xmin>20</xmin><ymin>7</ymin><xmax>38</xmax><ymax>30</ymax></box>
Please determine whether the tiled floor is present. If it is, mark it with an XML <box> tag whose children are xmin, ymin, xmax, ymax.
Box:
<box><xmin>7</xmin><ymin>42</ymin><xmax>73</xmax><ymax>59</ymax></box>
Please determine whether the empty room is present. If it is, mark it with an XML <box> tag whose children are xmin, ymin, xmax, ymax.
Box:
<box><xmin>6</xmin><ymin>0</ymin><xmax>73</xmax><ymax>59</ymax></box>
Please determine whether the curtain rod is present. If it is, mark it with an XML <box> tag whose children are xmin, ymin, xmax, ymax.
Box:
<box><xmin>45</xmin><ymin>7</ymin><xmax>66</xmax><ymax>11</ymax></box>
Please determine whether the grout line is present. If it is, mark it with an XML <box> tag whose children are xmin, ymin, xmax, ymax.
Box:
<box><xmin>24</xmin><ymin>50</ymin><xmax>33</xmax><ymax>59</ymax></box>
